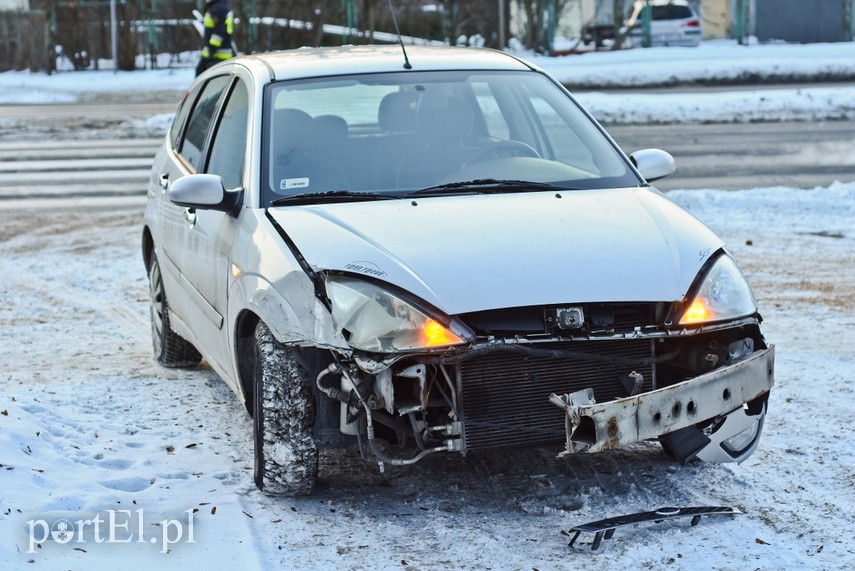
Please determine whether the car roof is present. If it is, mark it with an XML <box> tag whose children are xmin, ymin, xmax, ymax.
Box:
<box><xmin>239</xmin><ymin>45</ymin><xmax>536</xmax><ymax>82</ymax></box>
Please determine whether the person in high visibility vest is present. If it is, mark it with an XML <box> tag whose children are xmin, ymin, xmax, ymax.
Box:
<box><xmin>196</xmin><ymin>0</ymin><xmax>236</xmax><ymax>77</ymax></box>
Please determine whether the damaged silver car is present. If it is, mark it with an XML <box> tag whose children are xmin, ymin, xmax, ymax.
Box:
<box><xmin>142</xmin><ymin>46</ymin><xmax>774</xmax><ymax>496</ymax></box>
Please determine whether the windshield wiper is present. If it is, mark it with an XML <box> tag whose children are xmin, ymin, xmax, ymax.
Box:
<box><xmin>269</xmin><ymin>190</ymin><xmax>399</xmax><ymax>206</ymax></box>
<box><xmin>410</xmin><ymin>179</ymin><xmax>575</xmax><ymax>197</ymax></box>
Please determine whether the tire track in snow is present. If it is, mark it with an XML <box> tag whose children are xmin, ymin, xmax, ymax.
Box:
<box><xmin>0</xmin><ymin>258</ymin><xmax>149</xmax><ymax>340</ymax></box>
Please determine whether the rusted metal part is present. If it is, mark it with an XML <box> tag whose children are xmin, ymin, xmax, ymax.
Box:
<box><xmin>550</xmin><ymin>346</ymin><xmax>775</xmax><ymax>455</ymax></box>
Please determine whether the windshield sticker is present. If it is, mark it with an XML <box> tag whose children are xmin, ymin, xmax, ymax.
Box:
<box><xmin>281</xmin><ymin>178</ymin><xmax>310</xmax><ymax>190</ymax></box>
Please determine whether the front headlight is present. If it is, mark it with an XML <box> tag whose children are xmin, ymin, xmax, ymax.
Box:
<box><xmin>326</xmin><ymin>275</ymin><xmax>473</xmax><ymax>352</ymax></box>
<box><xmin>679</xmin><ymin>255</ymin><xmax>758</xmax><ymax>325</ymax></box>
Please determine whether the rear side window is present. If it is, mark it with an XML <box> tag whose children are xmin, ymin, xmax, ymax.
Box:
<box><xmin>653</xmin><ymin>5</ymin><xmax>693</xmax><ymax>20</ymax></box>
<box><xmin>180</xmin><ymin>75</ymin><xmax>230</xmax><ymax>171</ymax></box>
<box><xmin>206</xmin><ymin>79</ymin><xmax>249</xmax><ymax>190</ymax></box>
<box><xmin>169</xmin><ymin>85</ymin><xmax>200</xmax><ymax>149</ymax></box>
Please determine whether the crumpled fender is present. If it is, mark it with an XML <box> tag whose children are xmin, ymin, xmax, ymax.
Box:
<box><xmin>228</xmin><ymin>271</ymin><xmax>349</xmax><ymax>351</ymax></box>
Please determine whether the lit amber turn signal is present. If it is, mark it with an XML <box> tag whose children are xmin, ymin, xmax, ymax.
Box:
<box><xmin>422</xmin><ymin>319</ymin><xmax>462</xmax><ymax>347</ymax></box>
<box><xmin>680</xmin><ymin>299</ymin><xmax>708</xmax><ymax>324</ymax></box>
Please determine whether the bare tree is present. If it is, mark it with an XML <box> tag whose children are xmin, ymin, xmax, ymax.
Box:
<box><xmin>611</xmin><ymin>0</ymin><xmax>636</xmax><ymax>50</ymax></box>
<box><xmin>514</xmin><ymin>0</ymin><xmax>574</xmax><ymax>51</ymax></box>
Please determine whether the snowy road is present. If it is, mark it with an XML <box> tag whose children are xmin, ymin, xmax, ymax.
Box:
<box><xmin>0</xmin><ymin>139</ymin><xmax>160</xmax><ymax>201</ymax></box>
<box><xmin>609</xmin><ymin>121</ymin><xmax>855</xmax><ymax>191</ymax></box>
<box><xmin>1</xmin><ymin>184</ymin><xmax>853</xmax><ymax>570</ymax></box>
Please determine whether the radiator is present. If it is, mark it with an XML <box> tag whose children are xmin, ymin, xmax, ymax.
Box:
<box><xmin>459</xmin><ymin>339</ymin><xmax>655</xmax><ymax>450</ymax></box>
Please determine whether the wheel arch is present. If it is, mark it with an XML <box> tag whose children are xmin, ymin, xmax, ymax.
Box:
<box><xmin>141</xmin><ymin>225</ymin><xmax>155</xmax><ymax>272</ymax></box>
<box><xmin>233</xmin><ymin>308</ymin><xmax>347</xmax><ymax>447</ymax></box>
<box><xmin>234</xmin><ymin>309</ymin><xmax>261</xmax><ymax>416</ymax></box>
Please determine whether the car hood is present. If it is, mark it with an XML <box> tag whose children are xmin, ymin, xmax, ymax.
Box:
<box><xmin>268</xmin><ymin>188</ymin><xmax>723</xmax><ymax>315</ymax></box>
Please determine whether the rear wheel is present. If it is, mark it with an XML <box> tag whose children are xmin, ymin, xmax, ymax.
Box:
<box><xmin>253</xmin><ymin>321</ymin><xmax>318</xmax><ymax>496</ymax></box>
<box><xmin>147</xmin><ymin>252</ymin><xmax>201</xmax><ymax>368</ymax></box>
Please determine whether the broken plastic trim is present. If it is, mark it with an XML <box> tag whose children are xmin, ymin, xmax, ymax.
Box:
<box><xmin>567</xmin><ymin>506</ymin><xmax>742</xmax><ymax>551</ymax></box>
<box><xmin>550</xmin><ymin>346</ymin><xmax>774</xmax><ymax>455</ymax></box>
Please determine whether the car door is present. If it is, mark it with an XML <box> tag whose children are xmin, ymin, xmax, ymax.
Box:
<box><xmin>150</xmin><ymin>81</ymin><xmax>202</xmax><ymax>321</ymax></box>
<box><xmin>156</xmin><ymin>74</ymin><xmax>231</xmax><ymax>350</ymax></box>
<box><xmin>180</xmin><ymin>76</ymin><xmax>250</xmax><ymax>372</ymax></box>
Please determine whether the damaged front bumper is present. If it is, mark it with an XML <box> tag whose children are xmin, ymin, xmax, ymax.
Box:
<box><xmin>550</xmin><ymin>346</ymin><xmax>775</xmax><ymax>458</ymax></box>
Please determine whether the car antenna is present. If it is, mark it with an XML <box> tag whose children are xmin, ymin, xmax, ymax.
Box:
<box><xmin>386</xmin><ymin>0</ymin><xmax>412</xmax><ymax>69</ymax></box>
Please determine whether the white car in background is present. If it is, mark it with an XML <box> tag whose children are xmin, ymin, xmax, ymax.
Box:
<box><xmin>142</xmin><ymin>45</ymin><xmax>773</xmax><ymax>496</ymax></box>
<box><xmin>627</xmin><ymin>0</ymin><xmax>703</xmax><ymax>47</ymax></box>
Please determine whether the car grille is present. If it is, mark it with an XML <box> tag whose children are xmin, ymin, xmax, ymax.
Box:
<box><xmin>462</xmin><ymin>302</ymin><xmax>663</xmax><ymax>336</ymax></box>
<box><xmin>459</xmin><ymin>339</ymin><xmax>655</xmax><ymax>450</ymax></box>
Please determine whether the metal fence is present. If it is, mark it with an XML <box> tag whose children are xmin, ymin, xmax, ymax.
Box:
<box><xmin>0</xmin><ymin>10</ymin><xmax>49</xmax><ymax>71</ymax></box>
<box><xmin>2</xmin><ymin>1</ymin><xmax>449</xmax><ymax>72</ymax></box>
<box><xmin>755</xmin><ymin>0</ymin><xmax>853</xmax><ymax>43</ymax></box>
<box><xmin>46</xmin><ymin>0</ymin><xmax>202</xmax><ymax>71</ymax></box>
<box><xmin>3</xmin><ymin>0</ymin><xmax>481</xmax><ymax>73</ymax></box>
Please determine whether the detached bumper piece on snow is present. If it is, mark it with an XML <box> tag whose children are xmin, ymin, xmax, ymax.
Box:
<box><xmin>567</xmin><ymin>506</ymin><xmax>742</xmax><ymax>551</ymax></box>
<box><xmin>550</xmin><ymin>346</ymin><xmax>775</xmax><ymax>462</ymax></box>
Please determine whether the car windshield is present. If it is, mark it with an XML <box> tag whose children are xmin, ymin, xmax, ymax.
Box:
<box><xmin>262</xmin><ymin>70</ymin><xmax>640</xmax><ymax>205</ymax></box>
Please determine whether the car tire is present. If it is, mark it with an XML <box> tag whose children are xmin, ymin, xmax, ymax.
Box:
<box><xmin>253</xmin><ymin>321</ymin><xmax>318</xmax><ymax>496</ymax></box>
<box><xmin>148</xmin><ymin>252</ymin><xmax>202</xmax><ymax>368</ymax></box>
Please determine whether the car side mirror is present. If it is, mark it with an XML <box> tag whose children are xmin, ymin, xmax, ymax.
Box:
<box><xmin>169</xmin><ymin>174</ymin><xmax>241</xmax><ymax>215</ymax></box>
<box><xmin>629</xmin><ymin>149</ymin><xmax>676</xmax><ymax>183</ymax></box>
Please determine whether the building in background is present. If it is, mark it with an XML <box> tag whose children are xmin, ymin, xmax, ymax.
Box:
<box><xmin>0</xmin><ymin>0</ymin><xmax>43</xmax><ymax>72</ymax></box>
<box><xmin>753</xmin><ymin>0</ymin><xmax>853</xmax><ymax>43</ymax></box>
<box><xmin>552</xmin><ymin>0</ymin><xmax>596</xmax><ymax>40</ymax></box>
<box><xmin>0</xmin><ymin>0</ymin><xmax>30</xmax><ymax>9</ymax></box>
<box><xmin>702</xmin><ymin>0</ymin><xmax>727</xmax><ymax>38</ymax></box>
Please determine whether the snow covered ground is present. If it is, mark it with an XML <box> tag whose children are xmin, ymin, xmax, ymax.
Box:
<box><xmin>574</xmin><ymin>86</ymin><xmax>855</xmax><ymax>124</ymax></box>
<box><xmin>1</xmin><ymin>182</ymin><xmax>853</xmax><ymax>569</ymax></box>
<box><xmin>1</xmin><ymin>40</ymin><xmax>854</xmax><ymax>125</ymax></box>
<box><xmin>531</xmin><ymin>40</ymin><xmax>855</xmax><ymax>88</ymax></box>
<box><xmin>1</xmin><ymin>39</ymin><xmax>853</xmax><ymax>569</ymax></box>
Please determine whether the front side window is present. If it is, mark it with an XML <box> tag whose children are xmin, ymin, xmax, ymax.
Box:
<box><xmin>206</xmin><ymin>79</ymin><xmax>249</xmax><ymax>190</ymax></box>
<box><xmin>262</xmin><ymin>70</ymin><xmax>640</xmax><ymax>205</ymax></box>
<box><xmin>180</xmin><ymin>75</ymin><xmax>230</xmax><ymax>171</ymax></box>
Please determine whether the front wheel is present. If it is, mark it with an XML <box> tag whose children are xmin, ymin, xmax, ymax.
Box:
<box><xmin>253</xmin><ymin>321</ymin><xmax>318</xmax><ymax>496</ymax></box>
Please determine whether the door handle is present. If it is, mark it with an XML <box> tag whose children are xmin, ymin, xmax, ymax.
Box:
<box><xmin>184</xmin><ymin>209</ymin><xmax>197</xmax><ymax>227</ymax></box>
<box><xmin>159</xmin><ymin>173</ymin><xmax>169</xmax><ymax>190</ymax></box>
